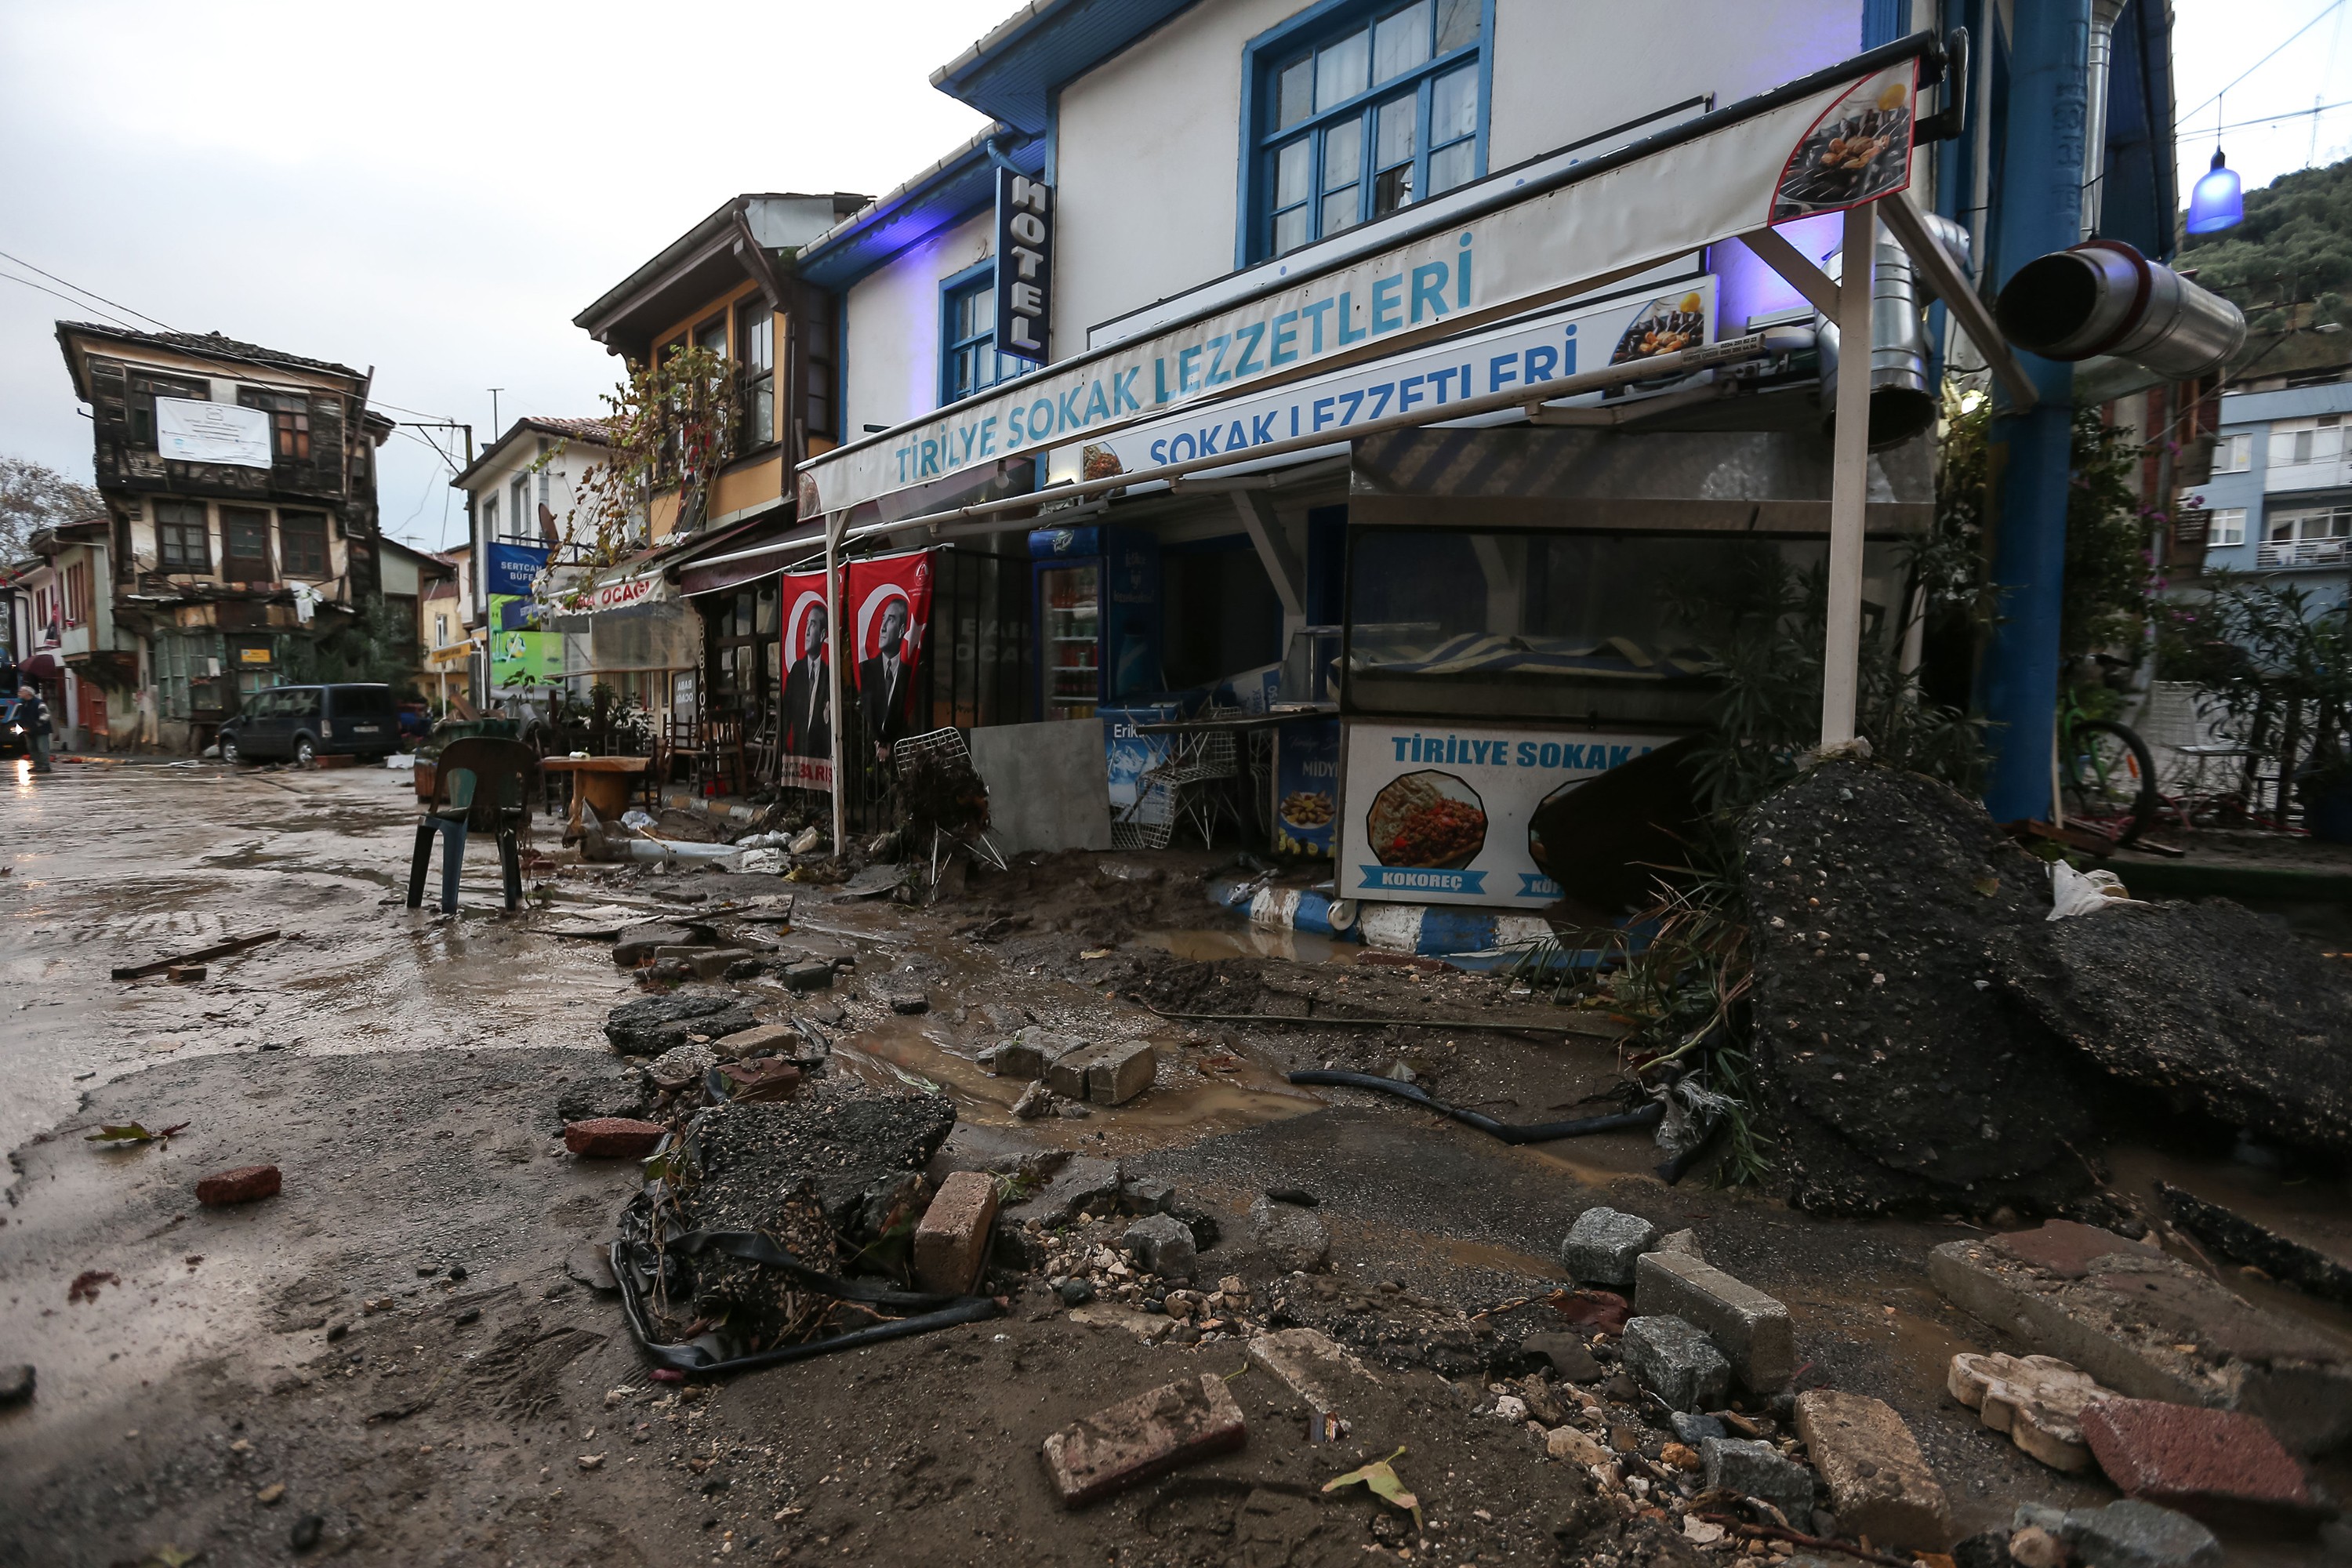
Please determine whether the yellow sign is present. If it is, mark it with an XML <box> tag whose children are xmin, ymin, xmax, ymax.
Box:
<box><xmin>237</xmin><ymin>646</ymin><xmax>273</xmax><ymax>666</ymax></box>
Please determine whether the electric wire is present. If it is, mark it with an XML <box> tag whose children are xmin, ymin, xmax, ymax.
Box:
<box><xmin>2179</xmin><ymin>0</ymin><xmax>2349</xmax><ymax>126</ymax></box>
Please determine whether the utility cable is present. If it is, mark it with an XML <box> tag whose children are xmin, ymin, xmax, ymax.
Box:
<box><xmin>2180</xmin><ymin>0</ymin><xmax>2348</xmax><ymax>125</ymax></box>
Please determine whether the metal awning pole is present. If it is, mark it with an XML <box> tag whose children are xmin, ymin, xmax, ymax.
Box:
<box><xmin>1819</xmin><ymin>201</ymin><xmax>1877</xmax><ymax>749</ymax></box>
<box><xmin>824</xmin><ymin>510</ymin><xmax>846</xmax><ymax>858</ymax></box>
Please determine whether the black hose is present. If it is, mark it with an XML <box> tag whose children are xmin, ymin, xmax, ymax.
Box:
<box><xmin>1286</xmin><ymin>1069</ymin><xmax>1665</xmax><ymax>1145</ymax></box>
<box><xmin>1133</xmin><ymin>995</ymin><xmax>1625</xmax><ymax>1041</ymax></box>
<box><xmin>1657</xmin><ymin>1115</ymin><xmax>1729</xmax><ymax>1185</ymax></box>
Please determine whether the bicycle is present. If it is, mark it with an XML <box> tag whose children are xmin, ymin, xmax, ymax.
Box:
<box><xmin>2056</xmin><ymin>689</ymin><xmax>2158</xmax><ymax>846</ymax></box>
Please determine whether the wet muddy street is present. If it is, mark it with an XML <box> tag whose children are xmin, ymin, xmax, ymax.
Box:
<box><xmin>2</xmin><ymin>760</ymin><xmax>2344</xmax><ymax>1566</ymax></box>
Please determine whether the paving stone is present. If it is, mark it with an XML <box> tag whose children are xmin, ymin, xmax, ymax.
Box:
<box><xmin>913</xmin><ymin>1170</ymin><xmax>1000</xmax><ymax>1295</ymax></box>
<box><xmin>1929</xmin><ymin>1224</ymin><xmax>2352</xmax><ymax>1454</ymax></box>
<box><xmin>996</xmin><ymin>1027</ymin><xmax>1086</xmax><ymax>1081</ymax></box>
<box><xmin>563</xmin><ymin>1118</ymin><xmax>666</xmax><ymax>1158</ymax></box>
<box><xmin>1634</xmin><ymin>1249</ymin><xmax>1796</xmax><ymax>1392</ymax></box>
<box><xmin>1122</xmin><ymin>1214</ymin><xmax>1198</xmax><ymax>1281</ymax></box>
<box><xmin>2058</xmin><ymin>1499</ymin><xmax>2222</xmax><ymax>1568</ymax></box>
<box><xmin>1009</xmin><ymin>1155</ymin><xmax>1123</xmax><ymax>1225</ymax></box>
<box><xmin>195</xmin><ymin>1164</ymin><xmax>281</xmax><ymax>1206</ymax></box>
<box><xmin>1560</xmin><ymin>1207</ymin><xmax>1659</xmax><ymax>1287</ymax></box>
<box><xmin>714</xmin><ymin>1022</ymin><xmax>800</xmax><ymax>1062</ymax></box>
<box><xmin>1948</xmin><ymin>1351</ymin><xmax>2114</xmax><ymax>1472</ymax></box>
<box><xmin>1119</xmin><ymin>1176</ymin><xmax>1176</xmax><ymax>1215</ymax></box>
<box><xmin>1247</xmin><ymin>1195</ymin><xmax>1330</xmax><ymax>1272</ymax></box>
<box><xmin>2081</xmin><ymin>1397</ymin><xmax>2323</xmax><ymax>1533</ymax></box>
<box><xmin>782</xmin><ymin>960</ymin><xmax>835</xmax><ymax>992</ymax></box>
<box><xmin>1083</xmin><ymin>1040</ymin><xmax>1158</xmax><ymax>1105</ymax></box>
<box><xmin>1247</xmin><ymin>1327</ymin><xmax>1374</xmax><ymax>1414</ymax></box>
<box><xmin>1522</xmin><ymin>1331</ymin><xmax>1602</xmax><ymax>1382</ymax></box>
<box><xmin>1700</xmin><ymin>1436</ymin><xmax>1815</xmax><ymax>1522</ymax></box>
<box><xmin>1791</xmin><ymin>1388</ymin><xmax>1951</xmax><ymax>1551</ymax></box>
<box><xmin>1040</xmin><ymin>1374</ymin><xmax>1247</xmax><ymax>1507</ymax></box>
<box><xmin>1619</xmin><ymin>1315</ymin><xmax>1729</xmax><ymax>1411</ymax></box>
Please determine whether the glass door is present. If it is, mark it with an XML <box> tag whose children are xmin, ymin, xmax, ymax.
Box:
<box><xmin>1040</xmin><ymin>562</ymin><xmax>1102</xmax><ymax>720</ymax></box>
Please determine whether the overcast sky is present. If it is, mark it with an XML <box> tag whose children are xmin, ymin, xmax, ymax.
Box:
<box><xmin>1</xmin><ymin>0</ymin><xmax>2346</xmax><ymax>554</ymax></box>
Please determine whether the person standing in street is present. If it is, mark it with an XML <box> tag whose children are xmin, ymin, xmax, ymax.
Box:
<box><xmin>19</xmin><ymin>684</ymin><xmax>53</xmax><ymax>774</ymax></box>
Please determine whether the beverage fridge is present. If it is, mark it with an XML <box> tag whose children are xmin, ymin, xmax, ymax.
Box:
<box><xmin>1029</xmin><ymin>524</ymin><xmax>1160</xmax><ymax>720</ymax></box>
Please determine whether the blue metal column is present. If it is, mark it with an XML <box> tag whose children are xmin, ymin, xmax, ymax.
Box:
<box><xmin>1979</xmin><ymin>0</ymin><xmax>2092</xmax><ymax>822</ymax></box>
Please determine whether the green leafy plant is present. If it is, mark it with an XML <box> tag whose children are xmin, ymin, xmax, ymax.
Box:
<box><xmin>552</xmin><ymin>343</ymin><xmax>743</xmax><ymax>581</ymax></box>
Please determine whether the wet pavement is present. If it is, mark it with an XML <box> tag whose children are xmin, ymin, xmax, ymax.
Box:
<box><xmin>3</xmin><ymin>758</ymin><xmax>2347</xmax><ymax>1565</ymax></box>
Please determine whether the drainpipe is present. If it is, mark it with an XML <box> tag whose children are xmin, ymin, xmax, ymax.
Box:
<box><xmin>1979</xmin><ymin>0</ymin><xmax>2093</xmax><ymax>823</ymax></box>
<box><xmin>2079</xmin><ymin>0</ymin><xmax>2126</xmax><ymax>238</ymax></box>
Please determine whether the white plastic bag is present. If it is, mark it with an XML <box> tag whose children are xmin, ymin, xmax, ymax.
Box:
<box><xmin>2047</xmin><ymin>861</ymin><xmax>2143</xmax><ymax>920</ymax></box>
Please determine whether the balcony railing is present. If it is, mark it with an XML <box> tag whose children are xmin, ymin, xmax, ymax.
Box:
<box><xmin>2256</xmin><ymin>537</ymin><xmax>2352</xmax><ymax>569</ymax></box>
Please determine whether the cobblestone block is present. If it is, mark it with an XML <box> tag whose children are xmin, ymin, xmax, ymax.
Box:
<box><xmin>1700</xmin><ymin>1436</ymin><xmax>1816</xmax><ymax>1522</ymax></box>
<box><xmin>1634</xmin><ymin>1249</ymin><xmax>1795</xmax><ymax>1391</ymax></box>
<box><xmin>1620</xmin><ymin>1315</ymin><xmax>1730</xmax><ymax>1411</ymax></box>
<box><xmin>1560</xmin><ymin>1207</ymin><xmax>1659</xmax><ymax>1287</ymax></box>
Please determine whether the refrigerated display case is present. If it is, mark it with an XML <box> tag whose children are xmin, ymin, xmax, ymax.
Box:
<box><xmin>1029</xmin><ymin>525</ymin><xmax>1160</xmax><ymax>720</ymax></box>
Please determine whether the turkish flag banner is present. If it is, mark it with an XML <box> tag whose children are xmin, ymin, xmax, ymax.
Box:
<box><xmin>844</xmin><ymin>548</ymin><xmax>935</xmax><ymax>754</ymax></box>
<box><xmin>776</xmin><ymin>567</ymin><xmax>835</xmax><ymax>792</ymax></box>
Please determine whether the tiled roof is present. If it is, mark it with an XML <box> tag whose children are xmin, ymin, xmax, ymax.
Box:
<box><xmin>520</xmin><ymin>417</ymin><xmax>613</xmax><ymax>444</ymax></box>
<box><xmin>56</xmin><ymin>321</ymin><xmax>364</xmax><ymax>381</ymax></box>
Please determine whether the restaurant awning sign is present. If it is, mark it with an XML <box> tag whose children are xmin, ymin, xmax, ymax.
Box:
<box><xmin>798</xmin><ymin>45</ymin><xmax>1920</xmax><ymax>519</ymax></box>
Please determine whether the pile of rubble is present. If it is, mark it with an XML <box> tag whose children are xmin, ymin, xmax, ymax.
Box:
<box><xmin>1741</xmin><ymin>760</ymin><xmax>2352</xmax><ymax>1216</ymax></box>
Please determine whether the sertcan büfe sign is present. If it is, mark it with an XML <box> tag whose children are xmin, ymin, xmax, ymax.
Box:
<box><xmin>994</xmin><ymin>168</ymin><xmax>1052</xmax><ymax>363</ymax></box>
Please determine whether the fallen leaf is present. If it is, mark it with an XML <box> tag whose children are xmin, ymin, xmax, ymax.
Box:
<box><xmin>1322</xmin><ymin>1445</ymin><xmax>1421</xmax><ymax>1528</ymax></box>
<box><xmin>85</xmin><ymin>1121</ymin><xmax>191</xmax><ymax>1147</ymax></box>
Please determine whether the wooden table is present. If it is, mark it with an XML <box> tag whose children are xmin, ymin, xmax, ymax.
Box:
<box><xmin>540</xmin><ymin>755</ymin><xmax>652</xmax><ymax>840</ymax></box>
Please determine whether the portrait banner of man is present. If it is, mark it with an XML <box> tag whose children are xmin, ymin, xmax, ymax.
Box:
<box><xmin>844</xmin><ymin>549</ymin><xmax>935</xmax><ymax>759</ymax></box>
<box><xmin>778</xmin><ymin>568</ymin><xmax>834</xmax><ymax>791</ymax></box>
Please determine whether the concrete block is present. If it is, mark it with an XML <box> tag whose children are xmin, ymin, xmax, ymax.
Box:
<box><xmin>2058</xmin><ymin>1500</ymin><xmax>2221</xmax><ymax>1568</ymax></box>
<box><xmin>1700</xmin><ymin>1436</ymin><xmax>1816</xmax><ymax>1522</ymax></box>
<box><xmin>714</xmin><ymin>1022</ymin><xmax>798</xmax><ymax>1062</ymax></box>
<box><xmin>913</xmin><ymin>1171</ymin><xmax>999</xmax><ymax>1295</ymax></box>
<box><xmin>1560</xmin><ymin>1207</ymin><xmax>1659</xmax><ymax>1287</ymax></box>
<box><xmin>563</xmin><ymin>1118</ymin><xmax>666</xmax><ymax>1158</ymax></box>
<box><xmin>782</xmin><ymin>960</ymin><xmax>834</xmax><ymax>991</ymax></box>
<box><xmin>969</xmin><ymin>719</ymin><xmax>1113</xmax><ymax>855</ymax></box>
<box><xmin>1122</xmin><ymin>1214</ymin><xmax>1197</xmax><ymax>1281</ymax></box>
<box><xmin>2080</xmin><ymin>1397</ymin><xmax>2323</xmax><ymax>1533</ymax></box>
<box><xmin>1633</xmin><ymin>1250</ymin><xmax>1795</xmax><ymax>1392</ymax></box>
<box><xmin>1040</xmin><ymin>1374</ymin><xmax>1246</xmax><ymax>1507</ymax></box>
<box><xmin>1929</xmin><ymin>1227</ymin><xmax>2352</xmax><ymax>1454</ymax></box>
<box><xmin>1047</xmin><ymin>1043</ymin><xmax>1106</xmax><ymax>1100</ymax></box>
<box><xmin>1247</xmin><ymin>1327</ymin><xmax>1372</xmax><ymax>1414</ymax></box>
<box><xmin>1247</xmin><ymin>1195</ymin><xmax>1330</xmax><ymax>1272</ymax></box>
<box><xmin>996</xmin><ymin>1027</ymin><xmax>1085</xmax><ymax>1082</ymax></box>
<box><xmin>1948</xmin><ymin>1352</ymin><xmax>2114</xmax><ymax>1472</ymax></box>
<box><xmin>1791</xmin><ymin>1389</ymin><xmax>1951</xmax><ymax>1551</ymax></box>
<box><xmin>1084</xmin><ymin>1040</ymin><xmax>1157</xmax><ymax>1105</ymax></box>
<box><xmin>1619</xmin><ymin>1315</ymin><xmax>1730</xmax><ymax>1411</ymax></box>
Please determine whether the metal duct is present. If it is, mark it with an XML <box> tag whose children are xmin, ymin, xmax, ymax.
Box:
<box><xmin>1817</xmin><ymin>229</ymin><xmax>1940</xmax><ymax>451</ymax></box>
<box><xmin>1994</xmin><ymin>239</ymin><xmax>2247</xmax><ymax>380</ymax></box>
<box><xmin>2082</xmin><ymin>0</ymin><xmax>2127</xmax><ymax>237</ymax></box>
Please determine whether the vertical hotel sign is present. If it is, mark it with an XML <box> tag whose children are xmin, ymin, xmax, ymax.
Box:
<box><xmin>994</xmin><ymin>169</ymin><xmax>1052</xmax><ymax>363</ymax></box>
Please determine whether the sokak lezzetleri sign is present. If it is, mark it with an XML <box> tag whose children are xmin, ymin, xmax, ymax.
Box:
<box><xmin>797</xmin><ymin>42</ymin><xmax>1925</xmax><ymax>519</ymax></box>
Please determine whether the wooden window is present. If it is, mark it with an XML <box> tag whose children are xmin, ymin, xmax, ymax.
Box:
<box><xmin>738</xmin><ymin>299</ymin><xmax>775</xmax><ymax>450</ymax></box>
<box><xmin>222</xmin><ymin>506</ymin><xmax>273</xmax><ymax>582</ymax></box>
<box><xmin>280</xmin><ymin>510</ymin><xmax>329</xmax><ymax>578</ymax></box>
<box><xmin>154</xmin><ymin>500</ymin><xmax>210</xmax><ymax>572</ymax></box>
<box><xmin>64</xmin><ymin>561</ymin><xmax>90</xmax><ymax>627</ymax></box>
<box><xmin>129</xmin><ymin>372</ymin><xmax>209</xmax><ymax>447</ymax></box>
<box><xmin>274</xmin><ymin>408</ymin><xmax>310</xmax><ymax>461</ymax></box>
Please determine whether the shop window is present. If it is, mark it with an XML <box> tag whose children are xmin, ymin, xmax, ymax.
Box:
<box><xmin>1345</xmin><ymin>528</ymin><xmax>1904</xmax><ymax>727</ymax></box>
<box><xmin>738</xmin><ymin>299</ymin><xmax>776</xmax><ymax>450</ymax></box>
<box><xmin>1250</xmin><ymin>0</ymin><xmax>1485</xmax><ymax>260</ymax></box>
<box><xmin>942</xmin><ymin>262</ymin><xmax>1020</xmax><ymax>405</ymax></box>
<box><xmin>222</xmin><ymin>506</ymin><xmax>273</xmax><ymax>581</ymax></box>
<box><xmin>155</xmin><ymin>500</ymin><xmax>210</xmax><ymax>572</ymax></box>
<box><xmin>281</xmin><ymin>511</ymin><xmax>330</xmax><ymax>578</ymax></box>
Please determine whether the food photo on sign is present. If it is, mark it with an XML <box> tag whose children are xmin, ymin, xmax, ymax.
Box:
<box><xmin>845</xmin><ymin>550</ymin><xmax>935</xmax><ymax>757</ymax></box>
<box><xmin>777</xmin><ymin>568</ymin><xmax>833</xmax><ymax>790</ymax></box>
<box><xmin>1769</xmin><ymin>61</ymin><xmax>1914</xmax><ymax>221</ymax></box>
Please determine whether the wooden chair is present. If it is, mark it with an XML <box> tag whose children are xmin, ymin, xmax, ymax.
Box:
<box><xmin>407</xmin><ymin>737</ymin><xmax>537</xmax><ymax>914</ymax></box>
<box><xmin>701</xmin><ymin>714</ymin><xmax>749</xmax><ymax>798</ymax></box>
<box><xmin>654</xmin><ymin>708</ymin><xmax>701</xmax><ymax>795</ymax></box>
<box><xmin>745</xmin><ymin>708</ymin><xmax>780</xmax><ymax>793</ymax></box>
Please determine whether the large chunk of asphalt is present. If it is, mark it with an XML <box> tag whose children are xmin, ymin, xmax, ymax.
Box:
<box><xmin>602</xmin><ymin>992</ymin><xmax>760</xmax><ymax>1057</ymax></box>
<box><xmin>1742</xmin><ymin>761</ymin><xmax>2097</xmax><ymax>1214</ymax></box>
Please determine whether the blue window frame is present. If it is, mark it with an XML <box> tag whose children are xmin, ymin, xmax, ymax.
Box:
<box><xmin>1244</xmin><ymin>0</ymin><xmax>1488</xmax><ymax>263</ymax></box>
<box><xmin>940</xmin><ymin>260</ymin><xmax>1021</xmax><ymax>407</ymax></box>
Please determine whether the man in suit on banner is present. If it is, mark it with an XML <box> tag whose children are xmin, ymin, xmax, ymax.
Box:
<box><xmin>780</xmin><ymin>603</ymin><xmax>830</xmax><ymax>765</ymax></box>
<box><xmin>858</xmin><ymin>596</ymin><xmax>913</xmax><ymax>759</ymax></box>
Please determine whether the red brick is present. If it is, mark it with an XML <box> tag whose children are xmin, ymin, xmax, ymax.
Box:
<box><xmin>1041</xmin><ymin>1374</ymin><xmax>1247</xmax><ymax>1507</ymax></box>
<box><xmin>913</xmin><ymin>1171</ymin><xmax>1000</xmax><ymax>1295</ymax></box>
<box><xmin>563</xmin><ymin>1118</ymin><xmax>666</xmax><ymax>1158</ymax></box>
<box><xmin>195</xmin><ymin>1164</ymin><xmax>281</xmax><ymax>1206</ymax></box>
<box><xmin>2082</xmin><ymin>1397</ymin><xmax>2324</xmax><ymax>1533</ymax></box>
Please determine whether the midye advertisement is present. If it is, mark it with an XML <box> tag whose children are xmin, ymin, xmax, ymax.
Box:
<box><xmin>1338</xmin><ymin>720</ymin><xmax>1667</xmax><ymax>907</ymax></box>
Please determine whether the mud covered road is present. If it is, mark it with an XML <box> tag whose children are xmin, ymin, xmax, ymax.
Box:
<box><xmin>3</xmin><ymin>760</ymin><xmax>2343</xmax><ymax>1566</ymax></box>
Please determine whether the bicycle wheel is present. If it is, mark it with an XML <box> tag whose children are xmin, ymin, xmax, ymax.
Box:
<box><xmin>2062</xmin><ymin>719</ymin><xmax>2158</xmax><ymax>844</ymax></box>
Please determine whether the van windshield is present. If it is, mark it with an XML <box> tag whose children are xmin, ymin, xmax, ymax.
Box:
<box><xmin>332</xmin><ymin>686</ymin><xmax>396</xmax><ymax>715</ymax></box>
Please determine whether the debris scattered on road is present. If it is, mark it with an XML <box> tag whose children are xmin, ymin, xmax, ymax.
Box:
<box><xmin>2154</xmin><ymin>1181</ymin><xmax>2352</xmax><ymax>1308</ymax></box>
<box><xmin>1948</xmin><ymin>1351</ymin><xmax>2113</xmax><ymax>1472</ymax></box>
<box><xmin>562</xmin><ymin>1118</ymin><xmax>666</xmax><ymax>1158</ymax></box>
<box><xmin>1791</xmin><ymin>1388</ymin><xmax>1952</xmax><ymax>1551</ymax></box>
<box><xmin>195</xmin><ymin>1164</ymin><xmax>281</xmax><ymax>1206</ymax></box>
<box><xmin>2080</xmin><ymin>1398</ymin><xmax>2325</xmax><ymax>1533</ymax></box>
<box><xmin>85</xmin><ymin>1121</ymin><xmax>190</xmax><ymax>1148</ymax></box>
<box><xmin>111</xmin><ymin>927</ymin><xmax>281</xmax><ymax>981</ymax></box>
<box><xmin>1286</xmin><ymin>1068</ymin><xmax>1665</xmax><ymax>1145</ymax></box>
<box><xmin>1321</xmin><ymin>1446</ymin><xmax>1421</xmax><ymax>1530</ymax></box>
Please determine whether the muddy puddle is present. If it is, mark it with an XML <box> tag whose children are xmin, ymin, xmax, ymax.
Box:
<box><xmin>1136</xmin><ymin>924</ymin><xmax>1355</xmax><ymax>966</ymax></box>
